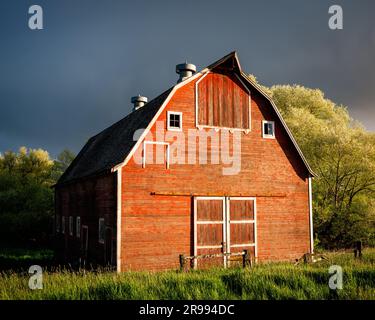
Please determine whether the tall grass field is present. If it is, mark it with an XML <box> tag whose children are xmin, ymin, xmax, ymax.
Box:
<box><xmin>0</xmin><ymin>249</ymin><xmax>374</xmax><ymax>300</ymax></box>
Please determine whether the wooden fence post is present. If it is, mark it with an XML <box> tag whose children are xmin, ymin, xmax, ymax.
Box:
<box><xmin>179</xmin><ymin>254</ymin><xmax>185</xmax><ymax>271</ymax></box>
<box><xmin>243</xmin><ymin>250</ymin><xmax>249</xmax><ymax>268</ymax></box>
<box><xmin>354</xmin><ymin>241</ymin><xmax>362</xmax><ymax>259</ymax></box>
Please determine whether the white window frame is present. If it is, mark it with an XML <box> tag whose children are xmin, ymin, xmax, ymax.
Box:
<box><xmin>61</xmin><ymin>216</ymin><xmax>65</xmax><ymax>234</ymax></box>
<box><xmin>167</xmin><ymin>111</ymin><xmax>183</xmax><ymax>132</ymax></box>
<box><xmin>98</xmin><ymin>218</ymin><xmax>105</xmax><ymax>244</ymax></box>
<box><xmin>69</xmin><ymin>216</ymin><xmax>73</xmax><ymax>236</ymax></box>
<box><xmin>142</xmin><ymin>141</ymin><xmax>170</xmax><ymax>169</ymax></box>
<box><xmin>262</xmin><ymin>120</ymin><xmax>275</xmax><ymax>139</ymax></box>
<box><xmin>76</xmin><ymin>216</ymin><xmax>81</xmax><ymax>238</ymax></box>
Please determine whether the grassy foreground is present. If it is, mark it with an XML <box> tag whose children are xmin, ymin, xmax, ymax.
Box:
<box><xmin>0</xmin><ymin>249</ymin><xmax>374</xmax><ymax>300</ymax></box>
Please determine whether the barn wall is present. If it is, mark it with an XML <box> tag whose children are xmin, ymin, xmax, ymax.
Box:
<box><xmin>120</xmin><ymin>69</ymin><xmax>311</xmax><ymax>271</ymax></box>
<box><xmin>55</xmin><ymin>172</ymin><xmax>117</xmax><ymax>265</ymax></box>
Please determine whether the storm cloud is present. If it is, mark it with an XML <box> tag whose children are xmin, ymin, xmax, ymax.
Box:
<box><xmin>0</xmin><ymin>0</ymin><xmax>374</xmax><ymax>157</ymax></box>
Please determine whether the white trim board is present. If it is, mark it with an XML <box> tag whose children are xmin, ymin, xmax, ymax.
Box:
<box><xmin>116</xmin><ymin>167</ymin><xmax>122</xmax><ymax>272</ymax></box>
<box><xmin>308</xmin><ymin>177</ymin><xmax>314</xmax><ymax>254</ymax></box>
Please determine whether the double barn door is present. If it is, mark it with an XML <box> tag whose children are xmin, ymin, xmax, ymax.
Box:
<box><xmin>194</xmin><ymin>197</ymin><xmax>257</xmax><ymax>268</ymax></box>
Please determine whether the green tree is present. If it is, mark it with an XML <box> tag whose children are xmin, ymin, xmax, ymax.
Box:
<box><xmin>269</xmin><ymin>84</ymin><xmax>375</xmax><ymax>248</ymax></box>
<box><xmin>0</xmin><ymin>147</ymin><xmax>75</xmax><ymax>247</ymax></box>
<box><xmin>52</xmin><ymin>149</ymin><xmax>76</xmax><ymax>181</ymax></box>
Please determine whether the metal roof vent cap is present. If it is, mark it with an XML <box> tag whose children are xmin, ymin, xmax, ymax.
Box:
<box><xmin>131</xmin><ymin>95</ymin><xmax>148</xmax><ymax>111</ymax></box>
<box><xmin>176</xmin><ymin>62</ymin><xmax>196</xmax><ymax>83</ymax></box>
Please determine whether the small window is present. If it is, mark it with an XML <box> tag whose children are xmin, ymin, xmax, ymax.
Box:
<box><xmin>56</xmin><ymin>215</ymin><xmax>60</xmax><ymax>233</ymax></box>
<box><xmin>76</xmin><ymin>216</ymin><xmax>81</xmax><ymax>238</ymax></box>
<box><xmin>61</xmin><ymin>216</ymin><xmax>65</xmax><ymax>234</ymax></box>
<box><xmin>167</xmin><ymin>111</ymin><xmax>182</xmax><ymax>131</ymax></box>
<box><xmin>262</xmin><ymin>120</ymin><xmax>275</xmax><ymax>139</ymax></box>
<box><xmin>69</xmin><ymin>216</ymin><xmax>73</xmax><ymax>236</ymax></box>
<box><xmin>98</xmin><ymin>218</ymin><xmax>105</xmax><ymax>244</ymax></box>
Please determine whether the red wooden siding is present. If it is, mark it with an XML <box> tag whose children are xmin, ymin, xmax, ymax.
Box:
<box><xmin>55</xmin><ymin>173</ymin><xmax>116</xmax><ymax>265</ymax></box>
<box><xmin>121</xmin><ymin>70</ymin><xmax>311</xmax><ymax>271</ymax></box>
<box><xmin>197</xmin><ymin>71</ymin><xmax>250</xmax><ymax>129</ymax></box>
<box><xmin>196</xmin><ymin>198</ymin><xmax>225</xmax><ymax>268</ymax></box>
<box><xmin>229</xmin><ymin>199</ymin><xmax>254</xmax><ymax>220</ymax></box>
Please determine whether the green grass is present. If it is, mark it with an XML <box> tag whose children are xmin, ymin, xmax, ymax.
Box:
<box><xmin>0</xmin><ymin>248</ymin><xmax>54</xmax><ymax>272</ymax></box>
<box><xmin>0</xmin><ymin>248</ymin><xmax>54</xmax><ymax>261</ymax></box>
<box><xmin>0</xmin><ymin>249</ymin><xmax>374</xmax><ymax>300</ymax></box>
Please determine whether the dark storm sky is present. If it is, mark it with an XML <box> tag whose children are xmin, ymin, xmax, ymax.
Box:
<box><xmin>0</xmin><ymin>0</ymin><xmax>374</xmax><ymax>157</ymax></box>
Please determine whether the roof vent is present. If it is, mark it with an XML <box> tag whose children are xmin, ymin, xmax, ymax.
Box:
<box><xmin>131</xmin><ymin>95</ymin><xmax>148</xmax><ymax>111</ymax></box>
<box><xmin>176</xmin><ymin>62</ymin><xmax>196</xmax><ymax>83</ymax></box>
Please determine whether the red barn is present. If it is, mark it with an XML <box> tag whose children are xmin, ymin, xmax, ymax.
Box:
<box><xmin>54</xmin><ymin>52</ymin><xmax>315</xmax><ymax>271</ymax></box>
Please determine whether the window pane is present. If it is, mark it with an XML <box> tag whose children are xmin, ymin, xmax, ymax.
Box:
<box><xmin>62</xmin><ymin>217</ymin><xmax>65</xmax><ymax>234</ymax></box>
<box><xmin>99</xmin><ymin>218</ymin><xmax>105</xmax><ymax>243</ymax></box>
<box><xmin>76</xmin><ymin>217</ymin><xmax>81</xmax><ymax>238</ymax></box>
<box><xmin>169</xmin><ymin>113</ymin><xmax>181</xmax><ymax>129</ymax></box>
<box><xmin>268</xmin><ymin>123</ymin><xmax>274</xmax><ymax>136</ymax></box>
<box><xmin>69</xmin><ymin>216</ymin><xmax>73</xmax><ymax>235</ymax></box>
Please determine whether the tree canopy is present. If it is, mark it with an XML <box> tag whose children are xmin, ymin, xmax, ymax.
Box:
<box><xmin>0</xmin><ymin>148</ymin><xmax>75</xmax><ymax>246</ymax></box>
<box><xmin>268</xmin><ymin>83</ymin><xmax>375</xmax><ymax>248</ymax></box>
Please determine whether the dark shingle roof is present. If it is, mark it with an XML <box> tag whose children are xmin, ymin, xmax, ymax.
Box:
<box><xmin>57</xmin><ymin>87</ymin><xmax>174</xmax><ymax>185</ymax></box>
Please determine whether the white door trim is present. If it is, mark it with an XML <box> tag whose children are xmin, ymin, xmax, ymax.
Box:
<box><xmin>194</xmin><ymin>196</ymin><xmax>257</xmax><ymax>268</ymax></box>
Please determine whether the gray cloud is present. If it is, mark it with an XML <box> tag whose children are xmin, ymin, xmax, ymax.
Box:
<box><xmin>0</xmin><ymin>0</ymin><xmax>374</xmax><ymax>157</ymax></box>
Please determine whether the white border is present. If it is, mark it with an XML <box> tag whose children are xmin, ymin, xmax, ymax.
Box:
<box><xmin>116</xmin><ymin>167</ymin><xmax>122</xmax><ymax>272</ymax></box>
<box><xmin>167</xmin><ymin>111</ymin><xmax>183</xmax><ymax>132</ymax></box>
<box><xmin>308</xmin><ymin>177</ymin><xmax>314</xmax><ymax>253</ymax></box>
<box><xmin>142</xmin><ymin>141</ymin><xmax>170</xmax><ymax>169</ymax></box>
<box><xmin>262</xmin><ymin>120</ymin><xmax>275</xmax><ymax>139</ymax></box>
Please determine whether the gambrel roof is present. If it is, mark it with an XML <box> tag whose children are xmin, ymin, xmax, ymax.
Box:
<box><xmin>57</xmin><ymin>52</ymin><xmax>314</xmax><ymax>186</ymax></box>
